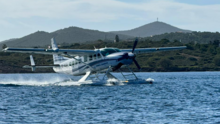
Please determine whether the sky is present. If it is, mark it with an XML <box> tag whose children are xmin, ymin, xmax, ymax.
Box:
<box><xmin>0</xmin><ymin>0</ymin><xmax>220</xmax><ymax>41</ymax></box>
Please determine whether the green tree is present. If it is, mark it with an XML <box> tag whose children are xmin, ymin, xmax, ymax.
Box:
<box><xmin>216</xmin><ymin>47</ymin><xmax>220</xmax><ymax>54</ymax></box>
<box><xmin>214</xmin><ymin>56</ymin><xmax>220</xmax><ymax>66</ymax></box>
<box><xmin>213</xmin><ymin>40</ymin><xmax>220</xmax><ymax>46</ymax></box>
<box><xmin>158</xmin><ymin>58</ymin><xmax>173</xmax><ymax>69</ymax></box>
<box><xmin>2</xmin><ymin>44</ymin><xmax>7</xmax><ymax>49</ymax></box>
<box><xmin>161</xmin><ymin>39</ymin><xmax>170</xmax><ymax>44</ymax></box>
<box><xmin>147</xmin><ymin>58</ymin><xmax>157</xmax><ymax>68</ymax></box>
<box><xmin>208</xmin><ymin>46</ymin><xmax>217</xmax><ymax>55</ymax></box>
<box><xmin>115</xmin><ymin>35</ymin><xmax>119</xmax><ymax>42</ymax></box>
<box><xmin>200</xmin><ymin>44</ymin><xmax>208</xmax><ymax>52</ymax></box>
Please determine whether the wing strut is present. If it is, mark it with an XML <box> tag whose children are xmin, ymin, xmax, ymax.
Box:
<box><xmin>79</xmin><ymin>71</ymin><xmax>91</xmax><ymax>82</ymax></box>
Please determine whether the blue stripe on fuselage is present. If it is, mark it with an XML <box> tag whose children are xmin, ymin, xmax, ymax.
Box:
<box><xmin>71</xmin><ymin>59</ymin><xmax>117</xmax><ymax>72</ymax></box>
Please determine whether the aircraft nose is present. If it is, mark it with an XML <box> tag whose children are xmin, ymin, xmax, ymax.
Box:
<box><xmin>128</xmin><ymin>52</ymin><xmax>135</xmax><ymax>59</ymax></box>
<box><xmin>123</xmin><ymin>53</ymin><xmax>129</xmax><ymax>59</ymax></box>
<box><xmin>117</xmin><ymin>52</ymin><xmax>129</xmax><ymax>61</ymax></box>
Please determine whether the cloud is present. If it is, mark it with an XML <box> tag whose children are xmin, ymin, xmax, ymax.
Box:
<box><xmin>0</xmin><ymin>20</ymin><xmax>14</xmax><ymax>28</ymax></box>
<box><xmin>0</xmin><ymin>0</ymin><xmax>220</xmax><ymax>23</ymax></box>
<box><xmin>0</xmin><ymin>0</ymin><xmax>219</xmax><ymax>21</ymax></box>
<box><xmin>0</xmin><ymin>0</ymin><xmax>220</xmax><ymax>41</ymax></box>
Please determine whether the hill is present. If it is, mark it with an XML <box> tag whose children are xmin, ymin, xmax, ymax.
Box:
<box><xmin>0</xmin><ymin>27</ymin><xmax>133</xmax><ymax>49</ymax></box>
<box><xmin>110</xmin><ymin>21</ymin><xmax>191</xmax><ymax>37</ymax></box>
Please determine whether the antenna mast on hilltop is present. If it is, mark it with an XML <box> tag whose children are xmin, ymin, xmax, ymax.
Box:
<box><xmin>157</xmin><ymin>17</ymin><xmax>159</xmax><ymax>22</ymax></box>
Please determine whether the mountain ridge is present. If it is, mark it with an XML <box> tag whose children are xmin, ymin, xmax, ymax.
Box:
<box><xmin>0</xmin><ymin>21</ymin><xmax>192</xmax><ymax>49</ymax></box>
<box><xmin>0</xmin><ymin>27</ymin><xmax>133</xmax><ymax>48</ymax></box>
<box><xmin>110</xmin><ymin>21</ymin><xmax>191</xmax><ymax>37</ymax></box>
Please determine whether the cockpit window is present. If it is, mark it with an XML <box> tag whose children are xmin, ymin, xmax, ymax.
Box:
<box><xmin>114</xmin><ymin>48</ymin><xmax>121</xmax><ymax>52</ymax></box>
<box><xmin>100</xmin><ymin>48</ymin><xmax>121</xmax><ymax>56</ymax></box>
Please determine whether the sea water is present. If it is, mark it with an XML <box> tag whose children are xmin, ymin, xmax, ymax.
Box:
<box><xmin>0</xmin><ymin>72</ymin><xmax>220</xmax><ymax>123</ymax></box>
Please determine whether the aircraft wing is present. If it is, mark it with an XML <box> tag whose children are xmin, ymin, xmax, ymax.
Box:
<box><xmin>120</xmin><ymin>46</ymin><xmax>186</xmax><ymax>54</ymax></box>
<box><xmin>3</xmin><ymin>48</ymin><xmax>96</xmax><ymax>56</ymax></box>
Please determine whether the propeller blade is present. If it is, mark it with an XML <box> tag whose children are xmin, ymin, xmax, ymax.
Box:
<box><xmin>132</xmin><ymin>38</ymin><xmax>138</xmax><ymax>53</ymax></box>
<box><xmin>133</xmin><ymin>59</ymin><xmax>141</xmax><ymax>70</ymax></box>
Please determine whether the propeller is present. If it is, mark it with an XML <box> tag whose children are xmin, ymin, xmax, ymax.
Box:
<box><xmin>131</xmin><ymin>38</ymin><xmax>141</xmax><ymax>70</ymax></box>
<box><xmin>133</xmin><ymin>59</ymin><xmax>141</xmax><ymax>70</ymax></box>
<box><xmin>132</xmin><ymin>38</ymin><xmax>138</xmax><ymax>53</ymax></box>
<box><xmin>114</xmin><ymin>38</ymin><xmax>141</xmax><ymax>71</ymax></box>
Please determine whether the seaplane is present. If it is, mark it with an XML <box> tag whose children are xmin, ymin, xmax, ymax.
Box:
<box><xmin>3</xmin><ymin>38</ymin><xmax>186</xmax><ymax>86</ymax></box>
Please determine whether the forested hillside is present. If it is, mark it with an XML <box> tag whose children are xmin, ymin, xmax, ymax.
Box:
<box><xmin>1</xmin><ymin>38</ymin><xmax>220</xmax><ymax>73</ymax></box>
<box><xmin>146</xmin><ymin>31</ymin><xmax>220</xmax><ymax>44</ymax></box>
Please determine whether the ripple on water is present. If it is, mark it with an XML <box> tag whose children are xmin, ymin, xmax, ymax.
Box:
<box><xmin>0</xmin><ymin>72</ymin><xmax>220</xmax><ymax>123</ymax></box>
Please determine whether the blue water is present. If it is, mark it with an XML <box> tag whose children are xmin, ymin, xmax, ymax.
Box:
<box><xmin>1</xmin><ymin>72</ymin><xmax>220</xmax><ymax>124</ymax></box>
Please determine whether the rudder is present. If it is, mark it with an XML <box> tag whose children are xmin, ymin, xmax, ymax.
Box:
<box><xmin>51</xmin><ymin>38</ymin><xmax>69</xmax><ymax>64</ymax></box>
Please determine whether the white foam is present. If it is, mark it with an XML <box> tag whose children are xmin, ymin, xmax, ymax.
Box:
<box><xmin>0</xmin><ymin>73</ymin><xmax>154</xmax><ymax>86</ymax></box>
<box><xmin>107</xmin><ymin>78</ymin><xmax>124</xmax><ymax>85</ymax></box>
<box><xmin>0</xmin><ymin>73</ymin><xmax>78</xmax><ymax>86</ymax></box>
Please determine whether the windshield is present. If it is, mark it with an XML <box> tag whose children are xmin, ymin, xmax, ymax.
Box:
<box><xmin>100</xmin><ymin>48</ymin><xmax>121</xmax><ymax>56</ymax></box>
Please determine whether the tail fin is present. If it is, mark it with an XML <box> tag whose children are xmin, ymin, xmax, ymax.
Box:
<box><xmin>51</xmin><ymin>38</ymin><xmax>69</xmax><ymax>64</ymax></box>
<box><xmin>53</xmin><ymin>54</ymin><xmax>70</xmax><ymax>64</ymax></box>
<box><xmin>51</xmin><ymin>38</ymin><xmax>58</xmax><ymax>51</ymax></box>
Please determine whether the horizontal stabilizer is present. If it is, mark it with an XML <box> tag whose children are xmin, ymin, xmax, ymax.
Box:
<box><xmin>23</xmin><ymin>65</ymin><xmax>60</xmax><ymax>69</ymax></box>
<box><xmin>25</xmin><ymin>55</ymin><xmax>60</xmax><ymax>71</ymax></box>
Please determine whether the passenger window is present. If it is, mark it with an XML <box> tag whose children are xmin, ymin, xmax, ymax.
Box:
<box><xmin>89</xmin><ymin>55</ymin><xmax>93</xmax><ymax>61</ymax></box>
<box><xmin>98</xmin><ymin>53</ymin><xmax>101</xmax><ymax>59</ymax></box>
<box><xmin>84</xmin><ymin>56</ymin><xmax>87</xmax><ymax>62</ymax></box>
<box><xmin>94</xmin><ymin>54</ymin><xmax>96</xmax><ymax>60</ymax></box>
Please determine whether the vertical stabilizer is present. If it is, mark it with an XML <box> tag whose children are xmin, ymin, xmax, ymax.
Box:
<box><xmin>51</xmin><ymin>38</ymin><xmax>59</xmax><ymax>51</ymax></box>
<box><xmin>51</xmin><ymin>38</ymin><xmax>69</xmax><ymax>64</ymax></box>
<box><xmin>53</xmin><ymin>54</ymin><xmax>70</xmax><ymax>64</ymax></box>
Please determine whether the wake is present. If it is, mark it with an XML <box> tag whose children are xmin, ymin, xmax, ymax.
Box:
<box><xmin>0</xmin><ymin>73</ymin><xmax>80</xmax><ymax>86</ymax></box>
<box><xmin>0</xmin><ymin>73</ymin><xmax>154</xmax><ymax>87</ymax></box>
<box><xmin>0</xmin><ymin>73</ymin><xmax>123</xmax><ymax>86</ymax></box>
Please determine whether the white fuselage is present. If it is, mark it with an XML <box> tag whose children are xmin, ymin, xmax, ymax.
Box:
<box><xmin>53</xmin><ymin>48</ymin><xmax>134</xmax><ymax>76</ymax></box>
